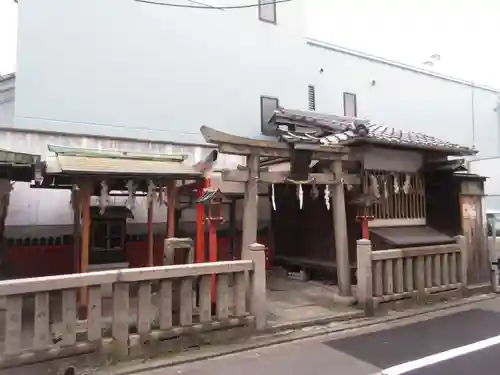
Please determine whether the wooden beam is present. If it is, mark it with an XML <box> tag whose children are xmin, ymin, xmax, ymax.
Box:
<box><xmin>219</xmin><ymin>143</ymin><xmax>349</xmax><ymax>160</ymax></box>
<box><xmin>166</xmin><ymin>182</ymin><xmax>178</xmax><ymax>238</ymax></box>
<box><xmin>200</xmin><ymin>126</ymin><xmax>351</xmax><ymax>160</ymax></box>
<box><xmin>221</xmin><ymin>170</ymin><xmax>360</xmax><ymax>185</ymax></box>
<box><xmin>202</xmin><ymin>125</ymin><xmax>347</xmax><ymax>153</ymax></box>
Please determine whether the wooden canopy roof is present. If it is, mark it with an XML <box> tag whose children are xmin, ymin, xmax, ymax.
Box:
<box><xmin>44</xmin><ymin>145</ymin><xmax>202</xmax><ymax>178</ymax></box>
<box><xmin>35</xmin><ymin>145</ymin><xmax>203</xmax><ymax>191</ymax></box>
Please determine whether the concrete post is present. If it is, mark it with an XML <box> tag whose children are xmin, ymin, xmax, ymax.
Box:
<box><xmin>246</xmin><ymin>243</ymin><xmax>267</xmax><ymax>330</ymax></box>
<box><xmin>356</xmin><ymin>239</ymin><xmax>374</xmax><ymax>316</ymax></box>
<box><xmin>164</xmin><ymin>238</ymin><xmax>194</xmax><ymax>265</ymax></box>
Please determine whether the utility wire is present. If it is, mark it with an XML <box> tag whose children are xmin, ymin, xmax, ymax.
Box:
<box><xmin>134</xmin><ymin>0</ymin><xmax>293</xmax><ymax>10</ymax></box>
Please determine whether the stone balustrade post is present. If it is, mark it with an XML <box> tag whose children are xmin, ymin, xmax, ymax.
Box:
<box><xmin>245</xmin><ymin>243</ymin><xmax>267</xmax><ymax>330</ymax></box>
<box><xmin>455</xmin><ymin>235</ymin><xmax>468</xmax><ymax>293</ymax></box>
<box><xmin>356</xmin><ymin>239</ymin><xmax>374</xmax><ymax>316</ymax></box>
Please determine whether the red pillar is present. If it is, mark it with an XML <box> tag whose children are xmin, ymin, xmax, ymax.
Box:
<box><xmin>205</xmin><ymin>178</ymin><xmax>219</xmax><ymax>301</ymax></box>
<box><xmin>195</xmin><ymin>179</ymin><xmax>207</xmax><ymax>263</ymax></box>
<box><xmin>356</xmin><ymin>207</ymin><xmax>374</xmax><ymax>240</ymax></box>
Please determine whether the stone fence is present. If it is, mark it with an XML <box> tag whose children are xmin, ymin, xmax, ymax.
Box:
<box><xmin>357</xmin><ymin>236</ymin><xmax>466</xmax><ymax>315</ymax></box>
<box><xmin>0</xmin><ymin>242</ymin><xmax>267</xmax><ymax>372</ymax></box>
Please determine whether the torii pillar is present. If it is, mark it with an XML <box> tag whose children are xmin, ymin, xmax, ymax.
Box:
<box><xmin>331</xmin><ymin>160</ymin><xmax>352</xmax><ymax>297</ymax></box>
<box><xmin>241</xmin><ymin>154</ymin><xmax>259</xmax><ymax>260</ymax></box>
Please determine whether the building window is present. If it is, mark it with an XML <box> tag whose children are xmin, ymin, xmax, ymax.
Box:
<box><xmin>90</xmin><ymin>219</ymin><xmax>126</xmax><ymax>264</ymax></box>
<box><xmin>259</xmin><ymin>0</ymin><xmax>277</xmax><ymax>24</ymax></box>
<box><xmin>261</xmin><ymin>96</ymin><xmax>279</xmax><ymax>136</ymax></box>
<box><xmin>91</xmin><ymin>219</ymin><xmax>125</xmax><ymax>251</ymax></box>
<box><xmin>308</xmin><ymin>85</ymin><xmax>316</xmax><ymax>111</ymax></box>
<box><xmin>343</xmin><ymin>92</ymin><xmax>357</xmax><ymax>117</ymax></box>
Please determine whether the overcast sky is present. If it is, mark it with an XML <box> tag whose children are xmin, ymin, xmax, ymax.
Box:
<box><xmin>1</xmin><ymin>0</ymin><xmax>499</xmax><ymax>87</ymax></box>
<box><xmin>307</xmin><ymin>0</ymin><xmax>500</xmax><ymax>88</ymax></box>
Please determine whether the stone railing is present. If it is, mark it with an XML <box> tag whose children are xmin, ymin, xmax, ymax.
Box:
<box><xmin>0</xmin><ymin>243</ymin><xmax>267</xmax><ymax>371</ymax></box>
<box><xmin>357</xmin><ymin>236</ymin><xmax>466</xmax><ymax>315</ymax></box>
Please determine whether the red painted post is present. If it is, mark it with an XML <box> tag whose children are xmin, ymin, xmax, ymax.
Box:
<box><xmin>195</xmin><ymin>179</ymin><xmax>206</xmax><ymax>263</ymax></box>
<box><xmin>205</xmin><ymin>177</ymin><xmax>219</xmax><ymax>302</ymax></box>
<box><xmin>356</xmin><ymin>207</ymin><xmax>374</xmax><ymax>240</ymax></box>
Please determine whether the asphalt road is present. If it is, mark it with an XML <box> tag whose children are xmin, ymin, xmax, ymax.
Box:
<box><xmin>147</xmin><ymin>298</ymin><xmax>500</xmax><ymax>375</ymax></box>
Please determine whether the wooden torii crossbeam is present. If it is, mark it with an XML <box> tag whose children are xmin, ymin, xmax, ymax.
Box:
<box><xmin>220</xmin><ymin>169</ymin><xmax>359</xmax><ymax>185</ymax></box>
<box><xmin>200</xmin><ymin>125</ymin><xmax>351</xmax><ymax>160</ymax></box>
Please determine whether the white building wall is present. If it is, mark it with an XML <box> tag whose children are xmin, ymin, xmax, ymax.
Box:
<box><xmin>14</xmin><ymin>0</ymin><xmax>308</xmax><ymax>144</ymax></box>
<box><xmin>306</xmin><ymin>41</ymin><xmax>500</xmax><ymax>156</ymax></box>
<box><xmin>3</xmin><ymin>0</ymin><xmax>500</xmax><ymax>235</ymax></box>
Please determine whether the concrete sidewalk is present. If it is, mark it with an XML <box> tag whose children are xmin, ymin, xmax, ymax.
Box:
<box><xmin>97</xmin><ymin>293</ymin><xmax>499</xmax><ymax>375</ymax></box>
<box><xmin>112</xmin><ymin>296</ymin><xmax>500</xmax><ymax>375</ymax></box>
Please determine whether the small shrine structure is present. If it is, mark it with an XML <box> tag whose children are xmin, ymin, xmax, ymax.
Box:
<box><xmin>32</xmin><ymin>145</ymin><xmax>205</xmax><ymax>315</ymax></box>
<box><xmin>34</xmin><ymin>145</ymin><xmax>206</xmax><ymax>270</ymax></box>
<box><xmin>200</xmin><ymin>107</ymin><xmax>488</xmax><ymax>299</ymax></box>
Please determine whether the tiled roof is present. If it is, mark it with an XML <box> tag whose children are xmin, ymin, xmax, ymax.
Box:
<box><xmin>271</xmin><ymin>108</ymin><xmax>476</xmax><ymax>155</ymax></box>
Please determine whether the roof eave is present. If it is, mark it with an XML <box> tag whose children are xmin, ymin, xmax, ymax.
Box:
<box><xmin>348</xmin><ymin>138</ymin><xmax>477</xmax><ymax>156</ymax></box>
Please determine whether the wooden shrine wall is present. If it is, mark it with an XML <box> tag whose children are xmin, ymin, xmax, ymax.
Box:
<box><xmin>272</xmin><ymin>184</ymin><xmax>359</xmax><ymax>270</ymax></box>
<box><xmin>460</xmin><ymin>179</ymin><xmax>490</xmax><ymax>287</ymax></box>
<box><xmin>273</xmin><ymin>184</ymin><xmax>333</xmax><ymax>262</ymax></box>
<box><xmin>425</xmin><ymin>171</ymin><xmax>462</xmax><ymax>236</ymax></box>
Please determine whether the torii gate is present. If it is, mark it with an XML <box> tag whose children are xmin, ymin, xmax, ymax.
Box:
<box><xmin>199</xmin><ymin>125</ymin><xmax>358</xmax><ymax>298</ymax></box>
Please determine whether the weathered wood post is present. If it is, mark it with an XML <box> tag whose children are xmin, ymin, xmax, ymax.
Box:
<box><xmin>147</xmin><ymin>199</ymin><xmax>154</xmax><ymax>266</ymax></box>
<box><xmin>332</xmin><ymin>160</ymin><xmax>352</xmax><ymax>297</ymax></box>
<box><xmin>71</xmin><ymin>185</ymin><xmax>81</xmax><ymax>274</ymax></box>
<box><xmin>455</xmin><ymin>235</ymin><xmax>468</xmax><ymax>294</ymax></box>
<box><xmin>491</xmin><ymin>220</ymin><xmax>500</xmax><ymax>293</ymax></box>
<box><xmin>246</xmin><ymin>243</ymin><xmax>267</xmax><ymax>330</ymax></box>
<box><xmin>166</xmin><ymin>181</ymin><xmax>179</xmax><ymax>238</ymax></box>
<box><xmin>78</xmin><ymin>180</ymin><xmax>91</xmax><ymax>319</ymax></box>
<box><xmin>356</xmin><ymin>239</ymin><xmax>374</xmax><ymax>316</ymax></box>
